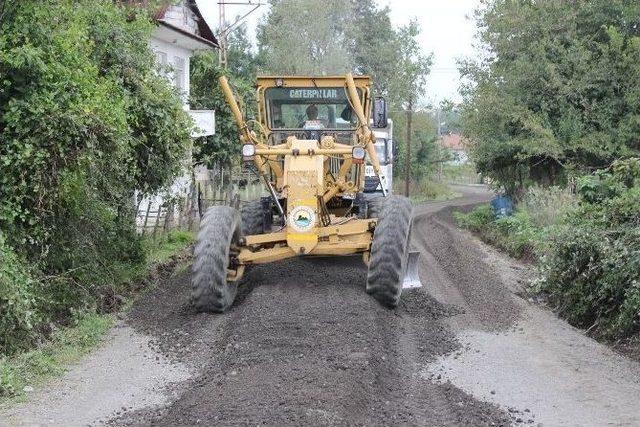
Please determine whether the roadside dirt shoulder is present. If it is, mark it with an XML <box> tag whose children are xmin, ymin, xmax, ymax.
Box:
<box><xmin>415</xmin><ymin>191</ymin><xmax>640</xmax><ymax>426</ymax></box>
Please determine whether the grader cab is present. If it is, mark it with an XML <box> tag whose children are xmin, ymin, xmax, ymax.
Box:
<box><xmin>191</xmin><ymin>74</ymin><xmax>420</xmax><ymax>313</ymax></box>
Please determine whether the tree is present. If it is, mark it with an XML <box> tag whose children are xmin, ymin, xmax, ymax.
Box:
<box><xmin>191</xmin><ymin>22</ymin><xmax>259</xmax><ymax>169</ymax></box>
<box><xmin>255</xmin><ymin>1</ymin><xmax>433</xmax><ymax>194</ymax></box>
<box><xmin>345</xmin><ymin>0</ymin><xmax>400</xmax><ymax>97</ymax></box>
<box><xmin>388</xmin><ymin>21</ymin><xmax>433</xmax><ymax>195</ymax></box>
<box><xmin>0</xmin><ymin>0</ymin><xmax>193</xmax><ymax>353</ymax></box>
<box><xmin>256</xmin><ymin>0</ymin><xmax>352</xmax><ymax>75</ymax></box>
<box><xmin>461</xmin><ymin>0</ymin><xmax>640</xmax><ymax>194</ymax></box>
<box><xmin>392</xmin><ymin>110</ymin><xmax>442</xmax><ymax>180</ymax></box>
<box><xmin>437</xmin><ymin>99</ymin><xmax>463</xmax><ymax>135</ymax></box>
<box><xmin>226</xmin><ymin>22</ymin><xmax>259</xmax><ymax>77</ymax></box>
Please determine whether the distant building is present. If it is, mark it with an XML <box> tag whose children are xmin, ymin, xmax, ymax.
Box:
<box><xmin>150</xmin><ymin>0</ymin><xmax>218</xmax><ymax>137</ymax></box>
<box><xmin>438</xmin><ymin>133</ymin><xmax>469</xmax><ymax>165</ymax></box>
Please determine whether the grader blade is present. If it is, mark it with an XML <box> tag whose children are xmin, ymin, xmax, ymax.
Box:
<box><xmin>402</xmin><ymin>251</ymin><xmax>422</xmax><ymax>289</ymax></box>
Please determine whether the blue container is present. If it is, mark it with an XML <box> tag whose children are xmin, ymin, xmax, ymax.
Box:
<box><xmin>490</xmin><ymin>195</ymin><xmax>514</xmax><ymax>218</ymax></box>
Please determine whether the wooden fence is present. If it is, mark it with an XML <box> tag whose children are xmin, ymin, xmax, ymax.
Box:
<box><xmin>136</xmin><ymin>177</ymin><xmax>264</xmax><ymax>239</ymax></box>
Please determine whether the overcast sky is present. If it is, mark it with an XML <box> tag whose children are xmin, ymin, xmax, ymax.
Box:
<box><xmin>195</xmin><ymin>0</ymin><xmax>479</xmax><ymax>104</ymax></box>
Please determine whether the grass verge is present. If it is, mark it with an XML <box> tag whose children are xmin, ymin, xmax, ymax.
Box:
<box><xmin>394</xmin><ymin>179</ymin><xmax>460</xmax><ymax>202</ymax></box>
<box><xmin>453</xmin><ymin>205</ymin><xmax>542</xmax><ymax>261</ymax></box>
<box><xmin>0</xmin><ymin>230</ymin><xmax>194</xmax><ymax>404</ymax></box>
<box><xmin>0</xmin><ymin>314</ymin><xmax>114</xmax><ymax>405</ymax></box>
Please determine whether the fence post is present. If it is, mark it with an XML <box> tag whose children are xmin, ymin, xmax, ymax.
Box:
<box><xmin>208</xmin><ymin>180</ymin><xmax>215</xmax><ymax>208</ymax></box>
<box><xmin>152</xmin><ymin>207</ymin><xmax>162</xmax><ymax>241</ymax></box>
<box><xmin>181</xmin><ymin>194</ymin><xmax>189</xmax><ymax>231</ymax></box>
<box><xmin>187</xmin><ymin>183</ymin><xmax>194</xmax><ymax>231</ymax></box>
<box><xmin>141</xmin><ymin>200</ymin><xmax>152</xmax><ymax>236</ymax></box>
<box><xmin>163</xmin><ymin>203</ymin><xmax>173</xmax><ymax>232</ymax></box>
<box><xmin>197</xmin><ymin>182</ymin><xmax>203</xmax><ymax>218</ymax></box>
<box><xmin>188</xmin><ymin>182</ymin><xmax>199</xmax><ymax>231</ymax></box>
<box><xmin>203</xmin><ymin>181</ymin><xmax>209</xmax><ymax>210</ymax></box>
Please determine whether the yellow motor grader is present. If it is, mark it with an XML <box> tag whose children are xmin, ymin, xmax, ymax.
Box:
<box><xmin>191</xmin><ymin>73</ymin><xmax>421</xmax><ymax>312</ymax></box>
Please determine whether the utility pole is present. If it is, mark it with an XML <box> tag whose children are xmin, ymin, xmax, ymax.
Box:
<box><xmin>218</xmin><ymin>2</ymin><xmax>227</xmax><ymax>67</ymax></box>
<box><xmin>217</xmin><ymin>1</ymin><xmax>263</xmax><ymax>69</ymax></box>
<box><xmin>437</xmin><ymin>108</ymin><xmax>443</xmax><ymax>181</ymax></box>
<box><xmin>405</xmin><ymin>95</ymin><xmax>413</xmax><ymax>197</ymax></box>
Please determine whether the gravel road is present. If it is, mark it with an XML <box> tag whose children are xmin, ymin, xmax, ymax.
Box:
<box><xmin>3</xmin><ymin>185</ymin><xmax>639</xmax><ymax>426</ymax></box>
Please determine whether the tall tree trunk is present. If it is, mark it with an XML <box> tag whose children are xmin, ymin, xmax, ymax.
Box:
<box><xmin>405</xmin><ymin>96</ymin><xmax>413</xmax><ymax>197</ymax></box>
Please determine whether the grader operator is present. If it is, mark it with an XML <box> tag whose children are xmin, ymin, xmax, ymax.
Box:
<box><xmin>191</xmin><ymin>74</ymin><xmax>421</xmax><ymax>313</ymax></box>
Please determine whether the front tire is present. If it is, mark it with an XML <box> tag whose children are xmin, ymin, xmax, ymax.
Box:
<box><xmin>191</xmin><ymin>206</ymin><xmax>241</xmax><ymax>313</ymax></box>
<box><xmin>366</xmin><ymin>195</ymin><xmax>413</xmax><ymax>308</ymax></box>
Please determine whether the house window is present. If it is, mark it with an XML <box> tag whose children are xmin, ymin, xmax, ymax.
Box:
<box><xmin>173</xmin><ymin>56</ymin><xmax>185</xmax><ymax>93</ymax></box>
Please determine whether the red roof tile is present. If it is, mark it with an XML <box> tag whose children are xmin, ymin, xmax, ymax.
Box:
<box><xmin>439</xmin><ymin>134</ymin><xmax>467</xmax><ymax>151</ymax></box>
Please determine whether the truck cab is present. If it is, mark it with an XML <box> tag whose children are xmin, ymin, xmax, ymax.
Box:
<box><xmin>364</xmin><ymin>119</ymin><xmax>393</xmax><ymax>196</ymax></box>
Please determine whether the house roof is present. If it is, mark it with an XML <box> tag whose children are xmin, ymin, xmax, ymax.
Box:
<box><xmin>153</xmin><ymin>1</ymin><xmax>218</xmax><ymax>48</ymax></box>
<box><xmin>438</xmin><ymin>133</ymin><xmax>467</xmax><ymax>151</ymax></box>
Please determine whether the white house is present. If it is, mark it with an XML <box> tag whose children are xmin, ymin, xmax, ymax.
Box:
<box><xmin>150</xmin><ymin>0</ymin><xmax>218</xmax><ymax>137</ymax></box>
<box><xmin>136</xmin><ymin>0</ymin><xmax>219</xmax><ymax>229</ymax></box>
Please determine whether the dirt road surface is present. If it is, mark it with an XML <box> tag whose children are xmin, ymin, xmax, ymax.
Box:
<box><xmin>2</xmin><ymin>186</ymin><xmax>639</xmax><ymax>426</ymax></box>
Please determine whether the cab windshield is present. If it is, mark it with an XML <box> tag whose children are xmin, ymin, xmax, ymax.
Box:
<box><xmin>265</xmin><ymin>87</ymin><xmax>360</xmax><ymax>130</ymax></box>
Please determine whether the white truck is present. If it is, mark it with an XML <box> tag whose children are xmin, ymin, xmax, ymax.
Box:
<box><xmin>364</xmin><ymin>118</ymin><xmax>393</xmax><ymax>196</ymax></box>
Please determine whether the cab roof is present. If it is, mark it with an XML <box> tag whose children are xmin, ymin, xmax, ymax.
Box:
<box><xmin>256</xmin><ymin>75</ymin><xmax>371</xmax><ymax>89</ymax></box>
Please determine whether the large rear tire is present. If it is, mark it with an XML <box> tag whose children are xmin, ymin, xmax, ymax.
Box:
<box><xmin>241</xmin><ymin>200</ymin><xmax>264</xmax><ymax>235</ymax></box>
<box><xmin>191</xmin><ymin>206</ymin><xmax>241</xmax><ymax>313</ymax></box>
<box><xmin>366</xmin><ymin>195</ymin><xmax>413</xmax><ymax>308</ymax></box>
<box><xmin>366</xmin><ymin>196</ymin><xmax>385</xmax><ymax>219</ymax></box>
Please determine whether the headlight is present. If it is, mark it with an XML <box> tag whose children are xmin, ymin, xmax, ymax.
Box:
<box><xmin>242</xmin><ymin>144</ymin><xmax>256</xmax><ymax>161</ymax></box>
<box><xmin>352</xmin><ymin>146</ymin><xmax>366</xmax><ymax>164</ymax></box>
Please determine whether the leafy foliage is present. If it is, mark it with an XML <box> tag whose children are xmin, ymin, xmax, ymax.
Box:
<box><xmin>461</xmin><ymin>1</ymin><xmax>640</xmax><ymax>194</ymax></box>
<box><xmin>454</xmin><ymin>205</ymin><xmax>540</xmax><ymax>259</ymax></box>
<box><xmin>345</xmin><ymin>1</ymin><xmax>399</xmax><ymax>97</ymax></box>
<box><xmin>257</xmin><ymin>0</ymin><xmax>353</xmax><ymax>75</ymax></box>
<box><xmin>0</xmin><ymin>0</ymin><xmax>192</xmax><ymax>355</ymax></box>
<box><xmin>190</xmin><ymin>23</ymin><xmax>258</xmax><ymax>169</ymax></box>
<box><xmin>391</xmin><ymin>111</ymin><xmax>446</xmax><ymax>180</ymax></box>
<box><xmin>0</xmin><ymin>233</ymin><xmax>40</xmax><ymax>355</ymax></box>
<box><xmin>256</xmin><ymin>0</ymin><xmax>432</xmax><ymax>108</ymax></box>
<box><xmin>191</xmin><ymin>54</ymin><xmax>241</xmax><ymax>168</ymax></box>
<box><xmin>538</xmin><ymin>159</ymin><xmax>640</xmax><ymax>338</ymax></box>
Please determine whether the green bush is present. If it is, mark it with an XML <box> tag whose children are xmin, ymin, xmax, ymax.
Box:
<box><xmin>461</xmin><ymin>1</ymin><xmax>640</xmax><ymax>194</ymax></box>
<box><xmin>457</xmin><ymin>161</ymin><xmax>640</xmax><ymax>339</ymax></box>
<box><xmin>492</xmin><ymin>212</ymin><xmax>540</xmax><ymax>259</ymax></box>
<box><xmin>0</xmin><ymin>234</ymin><xmax>40</xmax><ymax>355</ymax></box>
<box><xmin>453</xmin><ymin>205</ymin><xmax>494</xmax><ymax>233</ymax></box>
<box><xmin>0</xmin><ymin>1</ymin><xmax>193</xmax><ymax>356</ymax></box>
<box><xmin>454</xmin><ymin>205</ymin><xmax>540</xmax><ymax>259</ymax></box>
<box><xmin>538</xmin><ymin>159</ymin><xmax>640</xmax><ymax>338</ymax></box>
